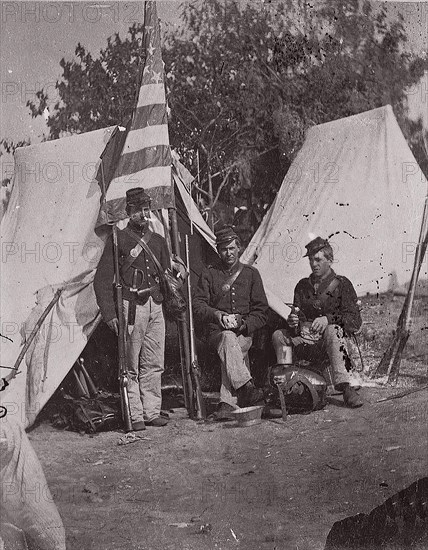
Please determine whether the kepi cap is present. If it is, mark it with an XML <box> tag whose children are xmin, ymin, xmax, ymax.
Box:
<box><xmin>126</xmin><ymin>188</ymin><xmax>151</xmax><ymax>209</ymax></box>
<box><xmin>304</xmin><ymin>236</ymin><xmax>329</xmax><ymax>257</ymax></box>
<box><xmin>215</xmin><ymin>225</ymin><xmax>239</xmax><ymax>247</ymax></box>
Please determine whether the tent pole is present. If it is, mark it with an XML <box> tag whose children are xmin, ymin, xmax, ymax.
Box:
<box><xmin>4</xmin><ymin>288</ymin><xmax>62</xmax><ymax>385</ymax></box>
<box><xmin>169</xmin><ymin>207</ymin><xmax>195</xmax><ymax>418</ymax></box>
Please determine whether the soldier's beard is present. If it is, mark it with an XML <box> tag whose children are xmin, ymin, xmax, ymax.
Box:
<box><xmin>224</xmin><ymin>255</ymin><xmax>238</xmax><ymax>269</ymax></box>
<box><xmin>129</xmin><ymin>218</ymin><xmax>149</xmax><ymax>232</ymax></box>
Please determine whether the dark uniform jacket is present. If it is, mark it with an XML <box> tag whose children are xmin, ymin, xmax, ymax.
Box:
<box><xmin>293</xmin><ymin>269</ymin><xmax>362</xmax><ymax>335</ymax></box>
<box><xmin>94</xmin><ymin>224</ymin><xmax>170</xmax><ymax>322</ymax></box>
<box><xmin>193</xmin><ymin>261</ymin><xmax>268</xmax><ymax>338</ymax></box>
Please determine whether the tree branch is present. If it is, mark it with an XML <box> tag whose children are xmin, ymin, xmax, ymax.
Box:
<box><xmin>191</xmin><ymin>183</ymin><xmax>210</xmax><ymax>198</ymax></box>
<box><xmin>209</xmin><ymin>144</ymin><xmax>279</xmax><ymax>181</ymax></box>
<box><xmin>212</xmin><ymin>166</ymin><xmax>233</xmax><ymax>207</ymax></box>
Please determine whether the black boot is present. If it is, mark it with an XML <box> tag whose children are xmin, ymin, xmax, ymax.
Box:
<box><xmin>237</xmin><ymin>381</ymin><xmax>264</xmax><ymax>408</ymax></box>
<box><xmin>335</xmin><ymin>383</ymin><xmax>364</xmax><ymax>408</ymax></box>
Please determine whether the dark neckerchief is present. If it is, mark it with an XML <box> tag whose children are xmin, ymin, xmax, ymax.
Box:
<box><xmin>310</xmin><ymin>269</ymin><xmax>336</xmax><ymax>295</ymax></box>
<box><xmin>127</xmin><ymin>220</ymin><xmax>149</xmax><ymax>237</ymax></box>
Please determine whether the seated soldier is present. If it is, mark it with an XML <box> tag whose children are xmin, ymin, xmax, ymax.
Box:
<box><xmin>193</xmin><ymin>226</ymin><xmax>269</xmax><ymax>420</ymax></box>
<box><xmin>272</xmin><ymin>236</ymin><xmax>364</xmax><ymax>408</ymax></box>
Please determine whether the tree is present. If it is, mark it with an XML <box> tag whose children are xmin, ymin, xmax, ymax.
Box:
<box><xmin>27</xmin><ymin>0</ymin><xmax>427</xmax><ymax>235</ymax></box>
<box><xmin>164</xmin><ymin>0</ymin><xmax>427</xmax><ymax>233</ymax></box>
<box><xmin>162</xmin><ymin>1</ymin><xmax>290</xmax><ymax>224</ymax></box>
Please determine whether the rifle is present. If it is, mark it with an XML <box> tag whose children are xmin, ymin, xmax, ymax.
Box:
<box><xmin>185</xmin><ymin>235</ymin><xmax>206</xmax><ymax>420</ymax></box>
<box><xmin>112</xmin><ymin>224</ymin><xmax>133</xmax><ymax>432</ymax></box>
<box><xmin>372</xmin><ymin>196</ymin><xmax>428</xmax><ymax>381</ymax></box>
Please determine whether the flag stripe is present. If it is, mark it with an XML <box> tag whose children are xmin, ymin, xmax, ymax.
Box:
<box><xmin>106</xmin><ymin>166</ymin><xmax>173</xmax><ymax>199</ymax></box>
<box><xmin>97</xmin><ymin>1</ymin><xmax>174</xmax><ymax>227</ymax></box>
<box><xmin>137</xmin><ymin>83</ymin><xmax>166</xmax><ymax>108</ymax></box>
<box><xmin>124</xmin><ymin>125</ymin><xmax>170</xmax><ymax>155</ymax></box>
<box><xmin>133</xmin><ymin>103</ymin><xmax>167</xmax><ymax>129</ymax></box>
<box><xmin>114</xmin><ymin>144</ymin><xmax>171</xmax><ymax>177</ymax></box>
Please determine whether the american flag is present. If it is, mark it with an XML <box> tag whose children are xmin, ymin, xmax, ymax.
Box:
<box><xmin>97</xmin><ymin>1</ymin><xmax>173</xmax><ymax>226</ymax></box>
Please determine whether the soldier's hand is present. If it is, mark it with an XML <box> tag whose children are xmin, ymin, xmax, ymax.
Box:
<box><xmin>171</xmin><ymin>255</ymin><xmax>188</xmax><ymax>281</ymax></box>
<box><xmin>311</xmin><ymin>316</ymin><xmax>328</xmax><ymax>334</ymax></box>
<box><xmin>234</xmin><ymin>314</ymin><xmax>243</xmax><ymax>329</ymax></box>
<box><xmin>235</xmin><ymin>318</ymin><xmax>247</xmax><ymax>336</ymax></box>
<box><xmin>287</xmin><ymin>313</ymin><xmax>299</xmax><ymax>328</ymax></box>
<box><xmin>107</xmin><ymin>318</ymin><xmax>119</xmax><ymax>335</ymax></box>
<box><xmin>214</xmin><ymin>310</ymin><xmax>228</xmax><ymax>329</ymax></box>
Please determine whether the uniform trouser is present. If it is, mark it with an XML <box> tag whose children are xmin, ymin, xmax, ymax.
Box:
<box><xmin>123</xmin><ymin>297</ymin><xmax>165</xmax><ymax>423</ymax></box>
<box><xmin>208</xmin><ymin>330</ymin><xmax>253</xmax><ymax>407</ymax></box>
<box><xmin>0</xmin><ymin>416</ymin><xmax>66</xmax><ymax>550</ymax></box>
<box><xmin>272</xmin><ymin>324</ymin><xmax>352</xmax><ymax>387</ymax></box>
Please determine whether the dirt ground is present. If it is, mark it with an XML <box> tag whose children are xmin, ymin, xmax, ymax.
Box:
<box><xmin>29</xmin><ymin>295</ymin><xmax>428</xmax><ymax>550</ymax></box>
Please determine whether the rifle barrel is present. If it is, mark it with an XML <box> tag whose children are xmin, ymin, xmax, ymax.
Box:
<box><xmin>112</xmin><ymin>224</ymin><xmax>133</xmax><ymax>432</ymax></box>
<box><xmin>185</xmin><ymin>235</ymin><xmax>206</xmax><ymax>419</ymax></box>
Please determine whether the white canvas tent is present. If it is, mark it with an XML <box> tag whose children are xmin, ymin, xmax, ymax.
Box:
<box><xmin>242</xmin><ymin>106</ymin><xmax>427</xmax><ymax>319</ymax></box>
<box><xmin>0</xmin><ymin>128</ymin><xmax>215</xmax><ymax>427</ymax></box>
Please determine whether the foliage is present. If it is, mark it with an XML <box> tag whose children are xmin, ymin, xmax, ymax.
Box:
<box><xmin>0</xmin><ymin>138</ymin><xmax>30</xmax><ymax>158</ymax></box>
<box><xmin>0</xmin><ymin>138</ymin><xmax>31</xmax><ymax>193</ymax></box>
<box><xmin>163</xmin><ymin>1</ymin><xmax>289</xmax><ymax>208</ymax></box>
<box><xmin>27</xmin><ymin>28</ymin><xmax>144</xmax><ymax>138</ymax></box>
<box><xmin>26</xmin><ymin>0</ymin><xmax>427</xmax><ymax>234</ymax></box>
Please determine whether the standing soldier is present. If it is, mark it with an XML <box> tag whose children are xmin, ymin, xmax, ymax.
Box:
<box><xmin>94</xmin><ymin>188</ymin><xmax>171</xmax><ymax>430</ymax></box>
<box><xmin>193</xmin><ymin>226</ymin><xmax>269</xmax><ymax>420</ymax></box>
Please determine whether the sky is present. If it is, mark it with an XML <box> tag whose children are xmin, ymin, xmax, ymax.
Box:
<box><xmin>0</xmin><ymin>2</ymin><xmax>181</xmax><ymax>149</ymax></box>
<box><xmin>0</xmin><ymin>0</ymin><xmax>427</xmax><ymax>176</ymax></box>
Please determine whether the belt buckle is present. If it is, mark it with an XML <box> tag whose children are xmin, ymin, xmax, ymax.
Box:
<box><xmin>131</xmin><ymin>268</ymin><xmax>145</xmax><ymax>293</ymax></box>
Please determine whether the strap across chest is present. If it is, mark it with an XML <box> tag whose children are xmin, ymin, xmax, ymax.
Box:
<box><xmin>120</xmin><ymin>228</ymin><xmax>162</xmax><ymax>277</ymax></box>
<box><xmin>311</xmin><ymin>276</ymin><xmax>340</xmax><ymax>309</ymax></box>
<box><xmin>213</xmin><ymin>264</ymin><xmax>244</xmax><ymax>307</ymax></box>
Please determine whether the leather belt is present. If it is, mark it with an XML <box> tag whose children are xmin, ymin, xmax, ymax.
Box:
<box><xmin>128</xmin><ymin>284</ymin><xmax>160</xmax><ymax>299</ymax></box>
<box><xmin>126</xmin><ymin>267</ymin><xmax>160</xmax><ymax>325</ymax></box>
